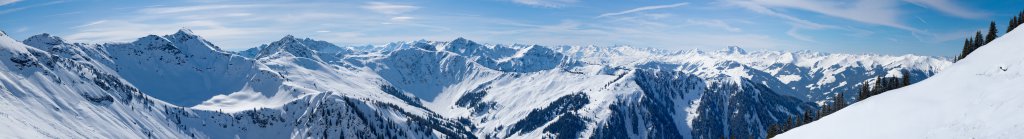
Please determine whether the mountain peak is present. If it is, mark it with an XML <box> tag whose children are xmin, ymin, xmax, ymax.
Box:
<box><xmin>160</xmin><ymin>29</ymin><xmax>227</xmax><ymax>53</ymax></box>
<box><xmin>444</xmin><ymin>37</ymin><xmax>485</xmax><ymax>54</ymax></box>
<box><xmin>719</xmin><ymin>46</ymin><xmax>747</xmax><ymax>54</ymax></box>
<box><xmin>452</xmin><ymin>37</ymin><xmax>469</xmax><ymax>43</ymax></box>
<box><xmin>23</xmin><ymin>33</ymin><xmax>66</xmax><ymax>49</ymax></box>
<box><xmin>175</xmin><ymin>28</ymin><xmax>195</xmax><ymax>36</ymax></box>
<box><xmin>253</xmin><ymin>35</ymin><xmax>322</xmax><ymax>60</ymax></box>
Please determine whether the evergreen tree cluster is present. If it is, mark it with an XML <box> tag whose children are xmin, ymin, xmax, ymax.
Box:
<box><xmin>958</xmin><ymin>10</ymin><xmax>1024</xmax><ymax>62</ymax></box>
<box><xmin>766</xmin><ymin>71</ymin><xmax>913</xmax><ymax>138</ymax></box>
<box><xmin>1008</xmin><ymin>11</ymin><xmax>1024</xmax><ymax>33</ymax></box>
<box><xmin>857</xmin><ymin>70</ymin><xmax>912</xmax><ymax>101</ymax></box>
<box><xmin>765</xmin><ymin>93</ymin><xmax>847</xmax><ymax>138</ymax></box>
<box><xmin>957</xmin><ymin>22</ymin><xmax>999</xmax><ymax>61</ymax></box>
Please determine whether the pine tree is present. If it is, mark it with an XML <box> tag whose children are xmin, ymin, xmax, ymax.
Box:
<box><xmin>835</xmin><ymin>92</ymin><xmax>846</xmax><ymax>109</ymax></box>
<box><xmin>876</xmin><ymin>80</ymin><xmax>882</xmax><ymax>95</ymax></box>
<box><xmin>959</xmin><ymin>38</ymin><xmax>971</xmax><ymax>60</ymax></box>
<box><xmin>901</xmin><ymin>70</ymin><xmax>911</xmax><ymax>86</ymax></box>
<box><xmin>1019</xmin><ymin>11</ymin><xmax>1024</xmax><ymax>28</ymax></box>
<box><xmin>969</xmin><ymin>38</ymin><xmax>977</xmax><ymax>55</ymax></box>
<box><xmin>987</xmin><ymin>21</ymin><xmax>999</xmax><ymax>44</ymax></box>
<box><xmin>858</xmin><ymin>80</ymin><xmax>870</xmax><ymax>101</ymax></box>
<box><xmin>1009</xmin><ymin>16</ymin><xmax>1018</xmax><ymax>33</ymax></box>
<box><xmin>975</xmin><ymin>31</ymin><xmax>985</xmax><ymax>48</ymax></box>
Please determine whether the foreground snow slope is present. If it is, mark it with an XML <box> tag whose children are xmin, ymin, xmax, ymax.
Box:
<box><xmin>777</xmin><ymin>27</ymin><xmax>1024</xmax><ymax>138</ymax></box>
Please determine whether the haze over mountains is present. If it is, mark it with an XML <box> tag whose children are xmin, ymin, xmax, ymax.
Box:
<box><xmin>0</xmin><ymin>29</ymin><xmax>951</xmax><ymax>138</ymax></box>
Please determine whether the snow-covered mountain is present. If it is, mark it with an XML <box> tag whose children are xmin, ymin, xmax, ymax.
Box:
<box><xmin>775</xmin><ymin>23</ymin><xmax>1024</xmax><ymax>139</ymax></box>
<box><xmin>0</xmin><ymin>29</ymin><xmax>950</xmax><ymax>138</ymax></box>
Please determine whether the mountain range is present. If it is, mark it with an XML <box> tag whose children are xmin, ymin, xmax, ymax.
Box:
<box><xmin>0</xmin><ymin>29</ymin><xmax>950</xmax><ymax>138</ymax></box>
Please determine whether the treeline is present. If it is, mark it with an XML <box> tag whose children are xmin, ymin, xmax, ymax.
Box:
<box><xmin>857</xmin><ymin>70</ymin><xmax>912</xmax><ymax>100</ymax></box>
<box><xmin>766</xmin><ymin>71</ymin><xmax>913</xmax><ymax>138</ymax></box>
<box><xmin>765</xmin><ymin>92</ymin><xmax>847</xmax><ymax>138</ymax></box>
<box><xmin>958</xmin><ymin>10</ymin><xmax>1024</xmax><ymax>62</ymax></box>
<box><xmin>1008</xmin><ymin>11</ymin><xmax>1024</xmax><ymax>33</ymax></box>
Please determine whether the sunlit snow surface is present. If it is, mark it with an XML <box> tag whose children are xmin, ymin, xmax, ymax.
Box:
<box><xmin>777</xmin><ymin>27</ymin><xmax>1024</xmax><ymax>139</ymax></box>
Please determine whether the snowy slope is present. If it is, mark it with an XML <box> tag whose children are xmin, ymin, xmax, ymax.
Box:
<box><xmin>0</xmin><ymin>30</ymin><xmax>474</xmax><ymax>139</ymax></box>
<box><xmin>775</xmin><ymin>26</ymin><xmax>1024</xmax><ymax>139</ymax></box>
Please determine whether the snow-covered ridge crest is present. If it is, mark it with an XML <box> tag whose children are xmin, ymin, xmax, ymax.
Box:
<box><xmin>0</xmin><ymin>29</ymin><xmax>473</xmax><ymax>138</ymax></box>
<box><xmin>552</xmin><ymin>44</ymin><xmax>950</xmax><ymax>102</ymax></box>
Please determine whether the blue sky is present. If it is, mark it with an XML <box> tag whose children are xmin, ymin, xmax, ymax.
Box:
<box><xmin>1</xmin><ymin>0</ymin><xmax>1021</xmax><ymax>56</ymax></box>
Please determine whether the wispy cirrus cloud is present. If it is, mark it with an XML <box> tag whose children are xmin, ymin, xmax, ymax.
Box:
<box><xmin>686</xmin><ymin>19</ymin><xmax>741</xmax><ymax>32</ymax></box>
<box><xmin>598</xmin><ymin>2</ymin><xmax>688</xmax><ymax>18</ymax></box>
<box><xmin>904</xmin><ymin>0</ymin><xmax>988</xmax><ymax>19</ymax></box>
<box><xmin>509</xmin><ymin>0</ymin><xmax>577</xmax><ymax>8</ymax></box>
<box><xmin>140</xmin><ymin>4</ymin><xmax>271</xmax><ymax>14</ymax></box>
<box><xmin>362</xmin><ymin>2</ymin><xmax>418</xmax><ymax>15</ymax></box>
<box><xmin>724</xmin><ymin>0</ymin><xmax>834</xmax><ymax>29</ymax></box>
<box><xmin>725</xmin><ymin>0</ymin><xmax>985</xmax><ymax>32</ymax></box>
<box><xmin>786</xmin><ymin>27</ymin><xmax>814</xmax><ymax>42</ymax></box>
<box><xmin>0</xmin><ymin>0</ymin><xmax>64</xmax><ymax>15</ymax></box>
<box><xmin>390</xmin><ymin>16</ymin><xmax>414</xmax><ymax>22</ymax></box>
<box><xmin>0</xmin><ymin>0</ymin><xmax>19</xmax><ymax>6</ymax></box>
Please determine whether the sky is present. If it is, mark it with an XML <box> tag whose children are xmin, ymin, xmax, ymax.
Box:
<box><xmin>1</xmin><ymin>0</ymin><xmax>1021</xmax><ymax>56</ymax></box>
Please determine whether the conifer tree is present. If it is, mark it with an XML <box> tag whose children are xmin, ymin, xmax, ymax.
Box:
<box><xmin>1019</xmin><ymin>11</ymin><xmax>1024</xmax><ymax>27</ymax></box>
<box><xmin>1009</xmin><ymin>16</ymin><xmax>1018</xmax><ymax>33</ymax></box>
<box><xmin>835</xmin><ymin>92</ymin><xmax>846</xmax><ymax>109</ymax></box>
<box><xmin>959</xmin><ymin>38</ymin><xmax>970</xmax><ymax>60</ymax></box>
<box><xmin>901</xmin><ymin>70</ymin><xmax>911</xmax><ymax>86</ymax></box>
<box><xmin>858</xmin><ymin>81</ymin><xmax>870</xmax><ymax>101</ymax></box>
<box><xmin>987</xmin><ymin>21</ymin><xmax>999</xmax><ymax>44</ymax></box>
<box><xmin>974</xmin><ymin>31</ymin><xmax>984</xmax><ymax>48</ymax></box>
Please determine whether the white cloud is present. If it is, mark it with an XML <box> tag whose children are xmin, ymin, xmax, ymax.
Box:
<box><xmin>362</xmin><ymin>2</ymin><xmax>418</xmax><ymax>15</ymax></box>
<box><xmin>729</xmin><ymin>0</ymin><xmax>920</xmax><ymax>32</ymax></box>
<box><xmin>904</xmin><ymin>0</ymin><xmax>988</xmax><ymax>19</ymax></box>
<box><xmin>786</xmin><ymin>27</ymin><xmax>814</xmax><ymax>42</ymax></box>
<box><xmin>0</xmin><ymin>0</ymin><xmax>64</xmax><ymax>14</ymax></box>
<box><xmin>73</xmin><ymin>20</ymin><xmax>107</xmax><ymax>28</ymax></box>
<box><xmin>14</xmin><ymin>27</ymin><xmax>27</xmax><ymax>32</ymax></box>
<box><xmin>598</xmin><ymin>2</ymin><xmax>688</xmax><ymax>18</ymax></box>
<box><xmin>52</xmin><ymin>1</ymin><xmax>808</xmax><ymax>52</ymax></box>
<box><xmin>843</xmin><ymin>26</ymin><xmax>875</xmax><ymax>37</ymax></box>
<box><xmin>62</xmin><ymin>2</ymin><xmax>426</xmax><ymax>50</ymax></box>
<box><xmin>510</xmin><ymin>0</ymin><xmax>577</xmax><ymax>8</ymax></box>
<box><xmin>686</xmin><ymin>19</ymin><xmax>741</xmax><ymax>32</ymax></box>
<box><xmin>140</xmin><ymin>4</ymin><xmax>270</xmax><ymax>14</ymax></box>
<box><xmin>725</xmin><ymin>0</ymin><xmax>833</xmax><ymax>29</ymax></box>
<box><xmin>724</xmin><ymin>0</ymin><xmax>987</xmax><ymax>45</ymax></box>
<box><xmin>0</xmin><ymin>0</ymin><xmax>19</xmax><ymax>6</ymax></box>
<box><xmin>390</xmin><ymin>16</ymin><xmax>414</xmax><ymax>22</ymax></box>
<box><xmin>63</xmin><ymin>20</ymin><xmax>274</xmax><ymax>48</ymax></box>
<box><xmin>911</xmin><ymin>29</ymin><xmax>979</xmax><ymax>44</ymax></box>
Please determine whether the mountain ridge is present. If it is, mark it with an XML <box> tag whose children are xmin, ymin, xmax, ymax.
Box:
<box><xmin>0</xmin><ymin>29</ymin><xmax>951</xmax><ymax>138</ymax></box>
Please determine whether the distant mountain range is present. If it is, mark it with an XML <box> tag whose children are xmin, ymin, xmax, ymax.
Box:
<box><xmin>0</xmin><ymin>29</ymin><xmax>949</xmax><ymax>138</ymax></box>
